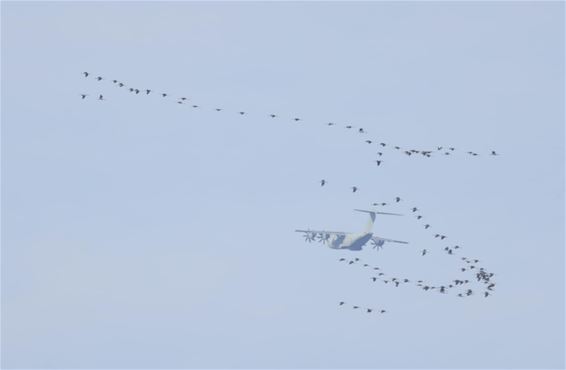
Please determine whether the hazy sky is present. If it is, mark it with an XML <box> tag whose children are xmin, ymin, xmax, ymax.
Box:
<box><xmin>1</xmin><ymin>1</ymin><xmax>564</xmax><ymax>369</ymax></box>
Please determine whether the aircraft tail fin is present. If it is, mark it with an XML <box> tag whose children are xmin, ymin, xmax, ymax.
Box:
<box><xmin>354</xmin><ymin>209</ymin><xmax>403</xmax><ymax>233</ymax></box>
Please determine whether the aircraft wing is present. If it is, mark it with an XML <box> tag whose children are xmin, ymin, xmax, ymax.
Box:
<box><xmin>371</xmin><ymin>236</ymin><xmax>409</xmax><ymax>245</ymax></box>
<box><xmin>295</xmin><ymin>229</ymin><xmax>348</xmax><ymax>236</ymax></box>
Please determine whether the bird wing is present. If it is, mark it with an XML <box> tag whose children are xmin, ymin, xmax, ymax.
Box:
<box><xmin>371</xmin><ymin>236</ymin><xmax>408</xmax><ymax>245</ymax></box>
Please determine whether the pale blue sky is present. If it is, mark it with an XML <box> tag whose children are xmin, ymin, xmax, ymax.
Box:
<box><xmin>1</xmin><ymin>1</ymin><xmax>564</xmax><ymax>368</ymax></box>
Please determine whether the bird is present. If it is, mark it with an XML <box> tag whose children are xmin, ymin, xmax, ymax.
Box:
<box><xmin>135</xmin><ymin>89</ymin><xmax>140</xmax><ymax>94</ymax></box>
<box><xmin>358</xmin><ymin>128</ymin><xmax>365</xmax><ymax>133</ymax></box>
<box><xmin>394</xmin><ymin>146</ymin><xmax>401</xmax><ymax>150</ymax></box>
<box><xmin>348</xmin><ymin>261</ymin><xmax>354</xmax><ymax>265</ymax></box>
<box><xmin>466</xmin><ymin>289</ymin><xmax>473</xmax><ymax>296</ymax></box>
<box><xmin>491</xmin><ymin>150</ymin><xmax>498</xmax><ymax>156</ymax></box>
<box><xmin>437</xmin><ymin>146</ymin><xmax>443</xmax><ymax>150</ymax></box>
<box><xmin>270</xmin><ymin>114</ymin><xmax>277</xmax><ymax>118</ymax></box>
<box><xmin>395</xmin><ymin>197</ymin><xmax>401</xmax><ymax>202</ymax></box>
<box><xmin>380</xmin><ymin>310</ymin><xmax>386</xmax><ymax>314</ymax></box>
<box><xmin>216</xmin><ymin>108</ymin><xmax>222</xmax><ymax>111</ymax></box>
<box><xmin>192</xmin><ymin>105</ymin><xmax>199</xmax><ymax>108</ymax></box>
<box><xmin>129</xmin><ymin>88</ymin><xmax>134</xmax><ymax>92</ymax></box>
<box><xmin>404</xmin><ymin>279</ymin><xmax>409</xmax><ymax>283</ymax></box>
<box><xmin>146</xmin><ymin>89</ymin><xmax>151</xmax><ymax>95</ymax></box>
<box><xmin>412</xmin><ymin>207</ymin><xmax>418</xmax><ymax>212</ymax></box>
<box><xmin>118</xmin><ymin>83</ymin><xmax>124</xmax><ymax>87</ymax></box>
<box><xmin>346</xmin><ymin>125</ymin><xmax>353</xmax><ymax>129</ymax></box>
<box><xmin>180</xmin><ymin>97</ymin><xmax>187</xmax><ymax>101</ymax></box>
<box><xmin>380</xmin><ymin>143</ymin><xmax>386</xmax><ymax>147</ymax></box>
<box><xmin>339</xmin><ymin>258</ymin><xmax>345</xmax><ymax>261</ymax></box>
<box><xmin>454</xmin><ymin>245</ymin><xmax>460</xmax><ymax>249</ymax></box>
<box><xmin>112</xmin><ymin>79</ymin><xmax>118</xmax><ymax>83</ymax></box>
<box><xmin>372</xmin><ymin>277</ymin><xmax>377</xmax><ymax>282</ymax></box>
<box><xmin>320</xmin><ymin>179</ymin><xmax>326</xmax><ymax>187</ymax></box>
<box><xmin>96</xmin><ymin>76</ymin><xmax>103</xmax><ymax>81</ymax></box>
<box><xmin>424</xmin><ymin>224</ymin><xmax>431</xmax><ymax>229</ymax></box>
<box><xmin>367</xmin><ymin>308</ymin><xmax>373</xmax><ymax>313</ymax></box>
<box><xmin>98</xmin><ymin>94</ymin><xmax>104</xmax><ymax>101</ymax></box>
<box><xmin>377</xmin><ymin>152</ymin><xmax>383</xmax><ymax>156</ymax></box>
<box><xmin>327</xmin><ymin>122</ymin><xmax>335</xmax><ymax>126</ymax></box>
<box><xmin>487</xmin><ymin>283</ymin><xmax>495</xmax><ymax>290</ymax></box>
<box><xmin>395</xmin><ymin>281</ymin><xmax>400</xmax><ymax>287</ymax></box>
<box><xmin>449</xmin><ymin>147</ymin><xmax>455</xmax><ymax>151</ymax></box>
<box><xmin>351</xmin><ymin>186</ymin><xmax>358</xmax><ymax>193</ymax></box>
<box><xmin>162</xmin><ymin>93</ymin><xmax>168</xmax><ymax>97</ymax></box>
<box><xmin>239</xmin><ymin>111</ymin><xmax>245</xmax><ymax>115</ymax></box>
<box><xmin>294</xmin><ymin>118</ymin><xmax>301</xmax><ymax>122</ymax></box>
<box><xmin>375</xmin><ymin>160</ymin><xmax>382</xmax><ymax>166</ymax></box>
<box><xmin>416</xmin><ymin>215</ymin><xmax>423</xmax><ymax>220</ymax></box>
<box><xmin>339</xmin><ymin>301</ymin><xmax>345</xmax><ymax>305</ymax></box>
<box><xmin>365</xmin><ymin>140</ymin><xmax>372</xmax><ymax>144</ymax></box>
<box><xmin>422</xmin><ymin>249</ymin><xmax>427</xmax><ymax>256</ymax></box>
<box><xmin>484</xmin><ymin>292</ymin><xmax>490</xmax><ymax>297</ymax></box>
<box><xmin>80</xmin><ymin>94</ymin><xmax>87</xmax><ymax>99</ymax></box>
<box><xmin>440</xmin><ymin>235</ymin><xmax>446</xmax><ymax>240</ymax></box>
<box><xmin>83</xmin><ymin>72</ymin><xmax>89</xmax><ymax>77</ymax></box>
<box><xmin>353</xmin><ymin>306</ymin><xmax>359</xmax><ymax>309</ymax></box>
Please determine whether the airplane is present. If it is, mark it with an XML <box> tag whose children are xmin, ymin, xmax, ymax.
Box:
<box><xmin>295</xmin><ymin>209</ymin><xmax>408</xmax><ymax>251</ymax></box>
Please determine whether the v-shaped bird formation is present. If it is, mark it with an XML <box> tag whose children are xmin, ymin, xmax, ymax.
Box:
<box><xmin>80</xmin><ymin>71</ymin><xmax>499</xmax><ymax>317</ymax></box>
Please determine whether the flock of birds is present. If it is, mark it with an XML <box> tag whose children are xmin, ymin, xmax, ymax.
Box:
<box><xmin>79</xmin><ymin>72</ymin><xmax>499</xmax><ymax>166</ymax></box>
<box><xmin>80</xmin><ymin>71</ymin><xmax>498</xmax><ymax>317</ymax></box>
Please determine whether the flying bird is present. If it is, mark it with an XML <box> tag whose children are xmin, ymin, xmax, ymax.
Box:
<box><xmin>422</xmin><ymin>249</ymin><xmax>427</xmax><ymax>256</ymax></box>
<box><xmin>424</xmin><ymin>224</ymin><xmax>431</xmax><ymax>229</ymax></box>
<box><xmin>80</xmin><ymin>94</ymin><xmax>87</xmax><ymax>99</ymax></box>
<box><xmin>83</xmin><ymin>72</ymin><xmax>89</xmax><ymax>77</ymax></box>
<box><xmin>395</xmin><ymin>197</ymin><xmax>401</xmax><ymax>202</ymax></box>
<box><xmin>375</xmin><ymin>160</ymin><xmax>382</xmax><ymax>166</ymax></box>
<box><xmin>351</xmin><ymin>186</ymin><xmax>358</xmax><ymax>193</ymax></box>
<box><xmin>96</xmin><ymin>76</ymin><xmax>103</xmax><ymax>81</ymax></box>
<box><xmin>98</xmin><ymin>94</ymin><xmax>104</xmax><ymax>101</ymax></box>
<box><xmin>320</xmin><ymin>179</ymin><xmax>326</xmax><ymax>186</ymax></box>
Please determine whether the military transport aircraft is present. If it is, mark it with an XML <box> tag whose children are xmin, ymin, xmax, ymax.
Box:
<box><xmin>296</xmin><ymin>209</ymin><xmax>408</xmax><ymax>251</ymax></box>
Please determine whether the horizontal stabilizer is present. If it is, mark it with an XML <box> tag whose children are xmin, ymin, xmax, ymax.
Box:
<box><xmin>354</xmin><ymin>209</ymin><xmax>403</xmax><ymax>216</ymax></box>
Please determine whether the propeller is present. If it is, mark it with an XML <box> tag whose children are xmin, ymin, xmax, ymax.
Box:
<box><xmin>317</xmin><ymin>232</ymin><xmax>331</xmax><ymax>244</ymax></box>
<box><xmin>371</xmin><ymin>239</ymin><xmax>385</xmax><ymax>250</ymax></box>
<box><xmin>303</xmin><ymin>231</ymin><xmax>316</xmax><ymax>243</ymax></box>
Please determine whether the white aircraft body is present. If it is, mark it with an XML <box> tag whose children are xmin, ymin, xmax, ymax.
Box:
<box><xmin>296</xmin><ymin>209</ymin><xmax>408</xmax><ymax>251</ymax></box>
